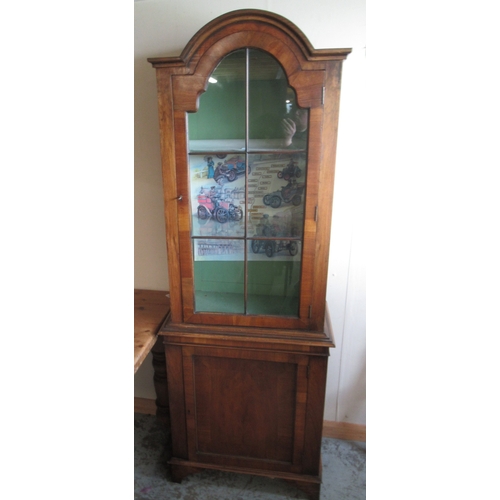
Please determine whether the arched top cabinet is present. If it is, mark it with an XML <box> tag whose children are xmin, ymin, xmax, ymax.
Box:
<box><xmin>149</xmin><ymin>10</ymin><xmax>350</xmax><ymax>335</ymax></box>
<box><xmin>147</xmin><ymin>10</ymin><xmax>351</xmax><ymax>500</ymax></box>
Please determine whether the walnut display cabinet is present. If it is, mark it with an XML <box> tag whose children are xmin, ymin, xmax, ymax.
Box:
<box><xmin>148</xmin><ymin>10</ymin><xmax>350</xmax><ymax>500</ymax></box>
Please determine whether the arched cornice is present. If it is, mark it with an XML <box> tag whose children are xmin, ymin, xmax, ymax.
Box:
<box><xmin>148</xmin><ymin>9</ymin><xmax>351</xmax><ymax>69</ymax></box>
<box><xmin>148</xmin><ymin>10</ymin><xmax>351</xmax><ymax>110</ymax></box>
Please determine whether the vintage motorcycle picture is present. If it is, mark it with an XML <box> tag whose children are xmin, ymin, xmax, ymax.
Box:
<box><xmin>190</xmin><ymin>152</ymin><xmax>306</xmax><ymax>259</ymax></box>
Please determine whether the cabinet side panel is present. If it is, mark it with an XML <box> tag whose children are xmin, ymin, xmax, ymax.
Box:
<box><xmin>164</xmin><ymin>343</ymin><xmax>189</xmax><ymax>459</ymax></box>
<box><xmin>312</xmin><ymin>61</ymin><xmax>344</xmax><ymax>330</ymax></box>
<box><xmin>155</xmin><ymin>69</ymin><xmax>183</xmax><ymax>322</ymax></box>
<box><xmin>302</xmin><ymin>355</ymin><xmax>329</xmax><ymax>474</ymax></box>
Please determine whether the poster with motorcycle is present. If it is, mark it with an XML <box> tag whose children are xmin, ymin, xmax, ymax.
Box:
<box><xmin>247</xmin><ymin>153</ymin><xmax>305</xmax><ymax>232</ymax></box>
<box><xmin>190</xmin><ymin>154</ymin><xmax>246</xmax><ymax>240</ymax></box>
<box><xmin>190</xmin><ymin>153</ymin><xmax>305</xmax><ymax>261</ymax></box>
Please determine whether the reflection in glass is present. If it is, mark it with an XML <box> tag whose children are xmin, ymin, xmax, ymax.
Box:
<box><xmin>188</xmin><ymin>50</ymin><xmax>246</xmax><ymax>152</ymax></box>
<box><xmin>248</xmin><ymin>49</ymin><xmax>308</xmax><ymax>151</ymax></box>
<box><xmin>193</xmin><ymin>239</ymin><xmax>245</xmax><ymax>313</ymax></box>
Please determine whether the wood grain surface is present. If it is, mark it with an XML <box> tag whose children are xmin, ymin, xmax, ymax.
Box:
<box><xmin>134</xmin><ymin>289</ymin><xmax>170</xmax><ymax>373</ymax></box>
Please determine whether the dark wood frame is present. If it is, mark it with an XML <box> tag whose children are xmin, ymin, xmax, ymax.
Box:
<box><xmin>148</xmin><ymin>10</ymin><xmax>350</xmax><ymax>500</ymax></box>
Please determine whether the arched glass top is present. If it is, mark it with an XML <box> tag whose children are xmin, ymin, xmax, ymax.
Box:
<box><xmin>188</xmin><ymin>49</ymin><xmax>308</xmax><ymax>153</ymax></box>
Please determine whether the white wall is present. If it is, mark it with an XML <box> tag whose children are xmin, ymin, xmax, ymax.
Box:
<box><xmin>134</xmin><ymin>0</ymin><xmax>366</xmax><ymax>425</ymax></box>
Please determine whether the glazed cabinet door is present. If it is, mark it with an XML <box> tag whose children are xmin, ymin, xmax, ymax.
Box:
<box><xmin>170</xmin><ymin>46</ymin><xmax>326</xmax><ymax>331</ymax></box>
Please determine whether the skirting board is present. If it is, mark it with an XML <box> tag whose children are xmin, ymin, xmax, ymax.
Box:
<box><xmin>322</xmin><ymin>420</ymin><xmax>366</xmax><ymax>442</ymax></box>
<box><xmin>134</xmin><ymin>397</ymin><xmax>366</xmax><ymax>442</ymax></box>
<box><xmin>135</xmin><ymin>397</ymin><xmax>157</xmax><ymax>415</ymax></box>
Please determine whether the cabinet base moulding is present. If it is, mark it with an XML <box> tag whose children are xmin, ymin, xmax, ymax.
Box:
<box><xmin>170</xmin><ymin>457</ymin><xmax>322</xmax><ymax>499</ymax></box>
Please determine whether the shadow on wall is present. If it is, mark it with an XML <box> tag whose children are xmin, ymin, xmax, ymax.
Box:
<box><xmin>340</xmin><ymin>348</ymin><xmax>366</xmax><ymax>424</ymax></box>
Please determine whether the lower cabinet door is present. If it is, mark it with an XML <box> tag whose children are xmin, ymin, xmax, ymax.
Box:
<box><xmin>182</xmin><ymin>346</ymin><xmax>310</xmax><ymax>474</ymax></box>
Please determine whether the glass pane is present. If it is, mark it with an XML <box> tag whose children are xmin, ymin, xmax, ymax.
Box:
<box><xmin>247</xmin><ymin>239</ymin><xmax>301</xmax><ymax>316</ymax></box>
<box><xmin>193</xmin><ymin>238</ymin><xmax>245</xmax><ymax>313</ymax></box>
<box><xmin>189</xmin><ymin>154</ymin><xmax>246</xmax><ymax>238</ymax></box>
<box><xmin>247</xmin><ymin>153</ymin><xmax>306</xmax><ymax>239</ymax></box>
<box><xmin>188</xmin><ymin>50</ymin><xmax>246</xmax><ymax>152</ymax></box>
<box><xmin>248</xmin><ymin>49</ymin><xmax>308</xmax><ymax>151</ymax></box>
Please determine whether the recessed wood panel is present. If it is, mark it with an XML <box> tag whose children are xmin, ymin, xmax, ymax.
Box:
<box><xmin>193</xmin><ymin>355</ymin><xmax>297</xmax><ymax>463</ymax></box>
